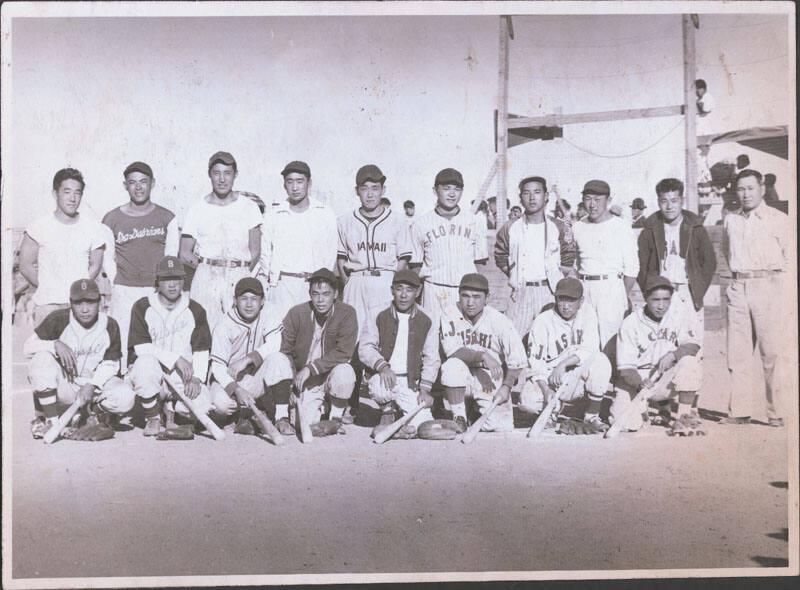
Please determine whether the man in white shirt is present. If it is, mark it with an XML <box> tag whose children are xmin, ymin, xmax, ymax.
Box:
<box><xmin>722</xmin><ymin>169</ymin><xmax>791</xmax><ymax>427</ymax></box>
<box><xmin>695</xmin><ymin>79</ymin><xmax>715</xmax><ymax>116</ymax></box>
<box><xmin>261</xmin><ymin>161</ymin><xmax>339</xmax><ymax>320</ymax></box>
<box><xmin>571</xmin><ymin>179</ymin><xmax>639</xmax><ymax>351</ymax></box>
<box><xmin>179</xmin><ymin>151</ymin><xmax>262</xmax><ymax>330</ymax></box>
<box><xmin>18</xmin><ymin>168</ymin><xmax>107</xmax><ymax>327</ymax></box>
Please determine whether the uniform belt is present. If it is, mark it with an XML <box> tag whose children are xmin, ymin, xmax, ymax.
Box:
<box><xmin>198</xmin><ymin>256</ymin><xmax>248</xmax><ymax>268</ymax></box>
<box><xmin>524</xmin><ymin>279</ymin><xmax>549</xmax><ymax>287</ymax></box>
<box><xmin>279</xmin><ymin>271</ymin><xmax>311</xmax><ymax>279</ymax></box>
<box><xmin>428</xmin><ymin>280</ymin><xmax>460</xmax><ymax>288</ymax></box>
<box><xmin>579</xmin><ymin>273</ymin><xmax>623</xmax><ymax>281</ymax></box>
<box><xmin>394</xmin><ymin>372</ymin><xmax>408</xmax><ymax>377</ymax></box>
<box><xmin>731</xmin><ymin>270</ymin><xmax>782</xmax><ymax>279</ymax></box>
<box><xmin>352</xmin><ymin>269</ymin><xmax>388</xmax><ymax>277</ymax></box>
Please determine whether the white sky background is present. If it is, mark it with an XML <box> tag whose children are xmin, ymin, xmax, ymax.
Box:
<box><xmin>6</xmin><ymin>10</ymin><xmax>793</xmax><ymax>228</ymax></box>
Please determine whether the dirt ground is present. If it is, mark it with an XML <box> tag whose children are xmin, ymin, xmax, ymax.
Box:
<box><xmin>6</xmin><ymin>322</ymin><xmax>791</xmax><ymax>582</ymax></box>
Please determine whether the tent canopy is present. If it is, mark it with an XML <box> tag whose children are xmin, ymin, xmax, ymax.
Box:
<box><xmin>698</xmin><ymin>126</ymin><xmax>788</xmax><ymax>160</ymax></box>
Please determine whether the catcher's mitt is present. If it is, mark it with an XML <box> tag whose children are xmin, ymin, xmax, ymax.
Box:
<box><xmin>63</xmin><ymin>422</ymin><xmax>115</xmax><ymax>441</ymax></box>
<box><xmin>156</xmin><ymin>424</ymin><xmax>195</xmax><ymax>440</ymax></box>
<box><xmin>558</xmin><ymin>416</ymin><xmax>608</xmax><ymax>435</ymax></box>
<box><xmin>417</xmin><ymin>419</ymin><xmax>459</xmax><ymax>440</ymax></box>
<box><xmin>667</xmin><ymin>413</ymin><xmax>706</xmax><ymax>437</ymax></box>
<box><xmin>311</xmin><ymin>419</ymin><xmax>346</xmax><ymax>437</ymax></box>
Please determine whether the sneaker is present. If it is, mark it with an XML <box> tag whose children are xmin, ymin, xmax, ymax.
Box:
<box><xmin>584</xmin><ymin>414</ymin><xmax>609</xmax><ymax>433</ymax></box>
<box><xmin>340</xmin><ymin>407</ymin><xmax>357</xmax><ymax>425</ymax></box>
<box><xmin>276</xmin><ymin>418</ymin><xmax>295</xmax><ymax>436</ymax></box>
<box><xmin>768</xmin><ymin>417</ymin><xmax>784</xmax><ymax>428</ymax></box>
<box><xmin>719</xmin><ymin>415</ymin><xmax>750</xmax><ymax>425</ymax></box>
<box><xmin>453</xmin><ymin>415</ymin><xmax>468</xmax><ymax>434</ymax></box>
<box><xmin>668</xmin><ymin>412</ymin><xmax>706</xmax><ymax>436</ymax></box>
<box><xmin>143</xmin><ymin>415</ymin><xmax>162</xmax><ymax>437</ymax></box>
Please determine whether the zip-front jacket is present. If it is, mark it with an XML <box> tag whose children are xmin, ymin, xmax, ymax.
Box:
<box><xmin>494</xmin><ymin>215</ymin><xmax>569</xmax><ymax>292</ymax></box>
<box><xmin>358</xmin><ymin>303</ymin><xmax>440</xmax><ymax>393</ymax></box>
<box><xmin>637</xmin><ymin>209</ymin><xmax>716</xmax><ymax>311</ymax></box>
<box><xmin>280</xmin><ymin>301</ymin><xmax>358</xmax><ymax>377</ymax></box>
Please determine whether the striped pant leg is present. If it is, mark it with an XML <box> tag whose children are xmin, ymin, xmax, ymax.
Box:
<box><xmin>508</xmin><ymin>284</ymin><xmax>554</xmax><ymax>342</ymax></box>
<box><xmin>422</xmin><ymin>282</ymin><xmax>459</xmax><ymax>321</ymax></box>
<box><xmin>344</xmin><ymin>274</ymin><xmax>393</xmax><ymax>333</ymax></box>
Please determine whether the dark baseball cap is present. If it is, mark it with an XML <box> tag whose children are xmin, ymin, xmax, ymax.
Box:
<box><xmin>631</xmin><ymin>198</ymin><xmax>646</xmax><ymax>209</ymax></box>
<box><xmin>434</xmin><ymin>168</ymin><xmax>464</xmax><ymax>188</ymax></box>
<box><xmin>208</xmin><ymin>151</ymin><xmax>237</xmax><ymax>170</ymax></box>
<box><xmin>156</xmin><ymin>256</ymin><xmax>186</xmax><ymax>279</ymax></box>
<box><xmin>234</xmin><ymin>277</ymin><xmax>264</xmax><ymax>298</ymax></box>
<box><xmin>123</xmin><ymin>161</ymin><xmax>153</xmax><ymax>178</ymax></box>
<box><xmin>281</xmin><ymin>160</ymin><xmax>311</xmax><ymax>178</ymax></box>
<box><xmin>459</xmin><ymin>273</ymin><xmax>489</xmax><ymax>293</ymax></box>
<box><xmin>554</xmin><ymin>277</ymin><xmax>583</xmax><ymax>300</ymax></box>
<box><xmin>582</xmin><ymin>179</ymin><xmax>610</xmax><ymax>196</ymax></box>
<box><xmin>644</xmin><ymin>275</ymin><xmax>674</xmax><ymax>295</ymax></box>
<box><xmin>69</xmin><ymin>278</ymin><xmax>101</xmax><ymax>302</ymax></box>
<box><xmin>392</xmin><ymin>269</ymin><xmax>421</xmax><ymax>288</ymax></box>
<box><xmin>308</xmin><ymin>267</ymin><xmax>338</xmax><ymax>288</ymax></box>
<box><xmin>356</xmin><ymin>164</ymin><xmax>386</xmax><ymax>185</ymax></box>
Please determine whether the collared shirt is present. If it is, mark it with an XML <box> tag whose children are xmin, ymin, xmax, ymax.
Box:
<box><xmin>572</xmin><ymin>216</ymin><xmax>639</xmax><ymax>276</ymax></box>
<box><xmin>723</xmin><ymin>202</ymin><xmax>788</xmax><ymax>273</ymax></box>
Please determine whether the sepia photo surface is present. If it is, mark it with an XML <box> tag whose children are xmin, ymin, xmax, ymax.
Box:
<box><xmin>1</xmin><ymin>1</ymin><xmax>797</xmax><ymax>588</ymax></box>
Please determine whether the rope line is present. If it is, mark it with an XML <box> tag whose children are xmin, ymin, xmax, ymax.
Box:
<box><xmin>561</xmin><ymin>119</ymin><xmax>684</xmax><ymax>159</ymax></box>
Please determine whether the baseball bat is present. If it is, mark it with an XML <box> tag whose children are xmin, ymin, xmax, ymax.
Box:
<box><xmin>43</xmin><ymin>400</ymin><xmax>82</xmax><ymax>444</ymax></box>
<box><xmin>605</xmin><ymin>365</ymin><xmax>678</xmax><ymax>439</ymax></box>
<box><xmin>527</xmin><ymin>393</ymin><xmax>559</xmax><ymax>438</ymax></box>
<box><xmin>373</xmin><ymin>402</ymin><xmax>428</xmax><ymax>444</ymax></box>
<box><xmin>166</xmin><ymin>378</ymin><xmax>226</xmax><ymax>441</ymax></box>
<box><xmin>461</xmin><ymin>398</ymin><xmax>500</xmax><ymax>444</ymax></box>
<box><xmin>295</xmin><ymin>391</ymin><xmax>314</xmax><ymax>444</ymax></box>
<box><xmin>245</xmin><ymin>398</ymin><xmax>284</xmax><ymax>446</ymax></box>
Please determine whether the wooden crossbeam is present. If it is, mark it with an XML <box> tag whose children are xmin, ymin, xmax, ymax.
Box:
<box><xmin>506</xmin><ymin>105</ymin><xmax>684</xmax><ymax>129</ymax></box>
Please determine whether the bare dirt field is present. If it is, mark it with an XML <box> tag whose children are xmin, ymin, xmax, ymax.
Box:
<box><xmin>7</xmin><ymin>322</ymin><xmax>791</xmax><ymax>581</ymax></box>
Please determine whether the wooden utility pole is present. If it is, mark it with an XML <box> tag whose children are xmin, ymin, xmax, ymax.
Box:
<box><xmin>496</xmin><ymin>16</ymin><xmax>511</xmax><ymax>226</ymax></box>
<box><xmin>682</xmin><ymin>14</ymin><xmax>698</xmax><ymax>213</ymax></box>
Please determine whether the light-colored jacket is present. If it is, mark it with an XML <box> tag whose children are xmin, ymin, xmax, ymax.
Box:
<box><xmin>494</xmin><ymin>216</ymin><xmax>564</xmax><ymax>292</ymax></box>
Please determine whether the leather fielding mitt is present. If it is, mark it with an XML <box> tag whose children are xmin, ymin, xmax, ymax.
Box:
<box><xmin>417</xmin><ymin>419</ymin><xmax>459</xmax><ymax>440</ymax></box>
<box><xmin>558</xmin><ymin>416</ymin><xmax>608</xmax><ymax>435</ymax></box>
<box><xmin>156</xmin><ymin>424</ymin><xmax>195</xmax><ymax>440</ymax></box>
<box><xmin>311</xmin><ymin>419</ymin><xmax>346</xmax><ymax>437</ymax></box>
<box><xmin>62</xmin><ymin>422</ymin><xmax>115</xmax><ymax>441</ymax></box>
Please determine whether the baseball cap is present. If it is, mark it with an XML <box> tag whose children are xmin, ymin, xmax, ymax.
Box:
<box><xmin>356</xmin><ymin>164</ymin><xmax>386</xmax><ymax>185</ymax></box>
<box><xmin>459</xmin><ymin>273</ymin><xmax>489</xmax><ymax>293</ymax></box>
<box><xmin>631</xmin><ymin>198</ymin><xmax>646</xmax><ymax>209</ymax></box>
<box><xmin>554</xmin><ymin>277</ymin><xmax>583</xmax><ymax>300</ymax></box>
<box><xmin>644</xmin><ymin>275</ymin><xmax>674</xmax><ymax>295</ymax></box>
<box><xmin>69</xmin><ymin>278</ymin><xmax>101</xmax><ymax>302</ymax></box>
<box><xmin>308</xmin><ymin>267</ymin><xmax>338</xmax><ymax>288</ymax></box>
<box><xmin>208</xmin><ymin>151</ymin><xmax>237</xmax><ymax>170</ymax></box>
<box><xmin>392</xmin><ymin>269</ymin><xmax>421</xmax><ymax>288</ymax></box>
<box><xmin>123</xmin><ymin>161</ymin><xmax>153</xmax><ymax>178</ymax></box>
<box><xmin>581</xmin><ymin>179</ymin><xmax>610</xmax><ymax>196</ymax></box>
<box><xmin>234</xmin><ymin>277</ymin><xmax>264</xmax><ymax>298</ymax></box>
<box><xmin>281</xmin><ymin>160</ymin><xmax>311</xmax><ymax>178</ymax></box>
<box><xmin>155</xmin><ymin>256</ymin><xmax>186</xmax><ymax>279</ymax></box>
<box><xmin>434</xmin><ymin>168</ymin><xmax>464</xmax><ymax>188</ymax></box>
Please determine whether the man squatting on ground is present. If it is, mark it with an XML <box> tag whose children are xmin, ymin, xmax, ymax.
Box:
<box><xmin>439</xmin><ymin>273</ymin><xmax>527</xmax><ymax>433</ymax></box>
<box><xmin>359</xmin><ymin>270</ymin><xmax>440</xmax><ymax>440</ymax></box>
<box><xmin>520</xmin><ymin>277</ymin><xmax>612</xmax><ymax>435</ymax></box>
<box><xmin>209</xmin><ymin>277</ymin><xmax>291</xmax><ymax>436</ymax></box>
<box><xmin>26</xmin><ymin>279</ymin><xmax>135</xmax><ymax>441</ymax></box>
<box><xmin>611</xmin><ymin>275</ymin><xmax>703</xmax><ymax>436</ymax></box>
<box><xmin>127</xmin><ymin>256</ymin><xmax>215</xmax><ymax>436</ymax></box>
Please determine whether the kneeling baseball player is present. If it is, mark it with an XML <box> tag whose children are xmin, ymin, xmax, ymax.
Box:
<box><xmin>275</xmin><ymin>268</ymin><xmax>358</xmax><ymax>439</ymax></box>
<box><xmin>611</xmin><ymin>275</ymin><xmax>703</xmax><ymax>436</ymax></box>
<box><xmin>358</xmin><ymin>270</ymin><xmax>440</xmax><ymax>440</ymax></box>
<box><xmin>209</xmin><ymin>277</ymin><xmax>292</xmax><ymax>436</ymax></box>
<box><xmin>439</xmin><ymin>273</ymin><xmax>527</xmax><ymax>433</ymax></box>
<box><xmin>25</xmin><ymin>279</ymin><xmax>135</xmax><ymax>441</ymax></box>
<box><xmin>127</xmin><ymin>256</ymin><xmax>219</xmax><ymax>438</ymax></box>
<box><xmin>521</xmin><ymin>277</ymin><xmax>612</xmax><ymax>435</ymax></box>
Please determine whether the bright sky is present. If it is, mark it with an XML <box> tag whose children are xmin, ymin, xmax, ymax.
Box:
<box><xmin>4</xmin><ymin>7</ymin><xmax>794</xmax><ymax>229</ymax></box>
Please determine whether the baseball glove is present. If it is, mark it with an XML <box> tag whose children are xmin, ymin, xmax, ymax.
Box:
<box><xmin>311</xmin><ymin>419</ymin><xmax>346</xmax><ymax>437</ymax></box>
<box><xmin>667</xmin><ymin>413</ymin><xmax>706</xmax><ymax>437</ymax></box>
<box><xmin>417</xmin><ymin>419</ymin><xmax>459</xmax><ymax>440</ymax></box>
<box><xmin>558</xmin><ymin>416</ymin><xmax>608</xmax><ymax>435</ymax></box>
<box><xmin>156</xmin><ymin>424</ymin><xmax>195</xmax><ymax>440</ymax></box>
<box><xmin>62</xmin><ymin>422</ymin><xmax>115</xmax><ymax>441</ymax></box>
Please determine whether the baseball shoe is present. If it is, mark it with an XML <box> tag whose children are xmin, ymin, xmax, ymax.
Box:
<box><xmin>668</xmin><ymin>412</ymin><xmax>706</xmax><ymax>436</ymax></box>
<box><xmin>276</xmin><ymin>418</ymin><xmax>295</xmax><ymax>436</ymax></box>
<box><xmin>30</xmin><ymin>417</ymin><xmax>55</xmax><ymax>439</ymax></box>
<box><xmin>650</xmin><ymin>412</ymin><xmax>674</xmax><ymax>428</ymax></box>
<box><xmin>768</xmin><ymin>417</ymin><xmax>784</xmax><ymax>428</ymax></box>
<box><xmin>143</xmin><ymin>415</ymin><xmax>162</xmax><ymax>437</ymax></box>
<box><xmin>234</xmin><ymin>409</ymin><xmax>256</xmax><ymax>436</ymax></box>
<box><xmin>340</xmin><ymin>408</ymin><xmax>356</xmax><ymax>425</ymax></box>
<box><xmin>370</xmin><ymin>410</ymin><xmax>397</xmax><ymax>439</ymax></box>
<box><xmin>453</xmin><ymin>415</ymin><xmax>468</xmax><ymax>434</ymax></box>
<box><xmin>584</xmin><ymin>414</ymin><xmax>609</xmax><ymax>433</ymax></box>
<box><xmin>719</xmin><ymin>415</ymin><xmax>750</xmax><ymax>425</ymax></box>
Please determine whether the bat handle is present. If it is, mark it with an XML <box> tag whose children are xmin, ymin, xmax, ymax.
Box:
<box><xmin>43</xmin><ymin>400</ymin><xmax>82</xmax><ymax>445</ymax></box>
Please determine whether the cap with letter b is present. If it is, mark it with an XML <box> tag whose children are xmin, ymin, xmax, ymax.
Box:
<box><xmin>156</xmin><ymin>255</ymin><xmax>186</xmax><ymax>279</ymax></box>
<box><xmin>69</xmin><ymin>278</ymin><xmax>101</xmax><ymax>302</ymax></box>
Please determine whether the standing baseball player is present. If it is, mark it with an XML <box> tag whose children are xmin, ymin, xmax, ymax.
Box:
<box><xmin>611</xmin><ymin>276</ymin><xmax>703</xmax><ymax>436</ymax></box>
<box><xmin>520</xmin><ymin>277</ymin><xmax>611</xmax><ymax>435</ymax></box>
<box><xmin>209</xmin><ymin>277</ymin><xmax>294</xmax><ymax>436</ymax></box>
<box><xmin>722</xmin><ymin>169</ymin><xmax>789</xmax><ymax>427</ymax></box>
<box><xmin>102</xmin><ymin>161</ymin><xmax>180</xmax><ymax>370</ymax></box>
<box><xmin>127</xmin><ymin>256</ymin><xmax>219</xmax><ymax>436</ymax></box>
<box><xmin>179</xmin><ymin>151</ymin><xmax>262</xmax><ymax>331</ymax></box>
<box><xmin>494</xmin><ymin>176</ymin><xmax>568</xmax><ymax>339</ymax></box>
<box><xmin>18</xmin><ymin>168</ymin><xmax>107</xmax><ymax>326</ymax></box>
<box><xmin>409</xmin><ymin>168</ymin><xmax>488</xmax><ymax>318</ymax></box>
<box><xmin>439</xmin><ymin>273</ymin><xmax>527</xmax><ymax>433</ymax></box>
<box><xmin>276</xmin><ymin>268</ymin><xmax>358</xmax><ymax>430</ymax></box>
<box><xmin>571</xmin><ymin>179</ymin><xmax>639</xmax><ymax>350</ymax></box>
<box><xmin>637</xmin><ymin>178</ymin><xmax>716</xmax><ymax>340</ymax></box>
<box><xmin>24</xmin><ymin>279</ymin><xmax>135</xmax><ymax>441</ymax></box>
<box><xmin>337</xmin><ymin>164</ymin><xmax>412</xmax><ymax>331</ymax></box>
<box><xmin>261</xmin><ymin>161</ymin><xmax>339</xmax><ymax>320</ymax></box>
<box><xmin>358</xmin><ymin>270</ymin><xmax>439</xmax><ymax>439</ymax></box>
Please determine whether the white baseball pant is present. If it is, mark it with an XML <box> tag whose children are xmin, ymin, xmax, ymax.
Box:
<box><xmin>581</xmin><ymin>276</ymin><xmax>628</xmax><ymax>349</ymax></box>
<box><xmin>208</xmin><ymin>351</ymin><xmax>293</xmax><ymax>413</ymax></box>
<box><xmin>421</xmin><ymin>281</ymin><xmax>460</xmax><ymax>321</ymax></box>
<box><xmin>28</xmin><ymin>351</ymin><xmax>136</xmax><ymax>416</ymax></box>
<box><xmin>190</xmin><ymin>263</ymin><xmax>253</xmax><ymax>332</ymax></box>
<box><xmin>520</xmin><ymin>353</ymin><xmax>612</xmax><ymax>413</ymax></box>
<box><xmin>269</xmin><ymin>274</ymin><xmax>310</xmax><ymax>321</ymax></box>
<box><xmin>292</xmin><ymin>362</ymin><xmax>356</xmax><ymax>425</ymax></box>
<box><xmin>440</xmin><ymin>358</ymin><xmax>513</xmax><ymax>432</ymax></box>
<box><xmin>110</xmin><ymin>284</ymin><xmax>154</xmax><ymax>371</ymax></box>
<box><xmin>671</xmin><ymin>283</ymin><xmax>705</xmax><ymax>344</ymax></box>
<box><xmin>367</xmin><ymin>374</ymin><xmax>433</xmax><ymax>428</ymax></box>
<box><xmin>343</xmin><ymin>272</ymin><xmax>394</xmax><ymax>331</ymax></box>
<box><xmin>507</xmin><ymin>283</ymin><xmax>554</xmax><ymax>340</ymax></box>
